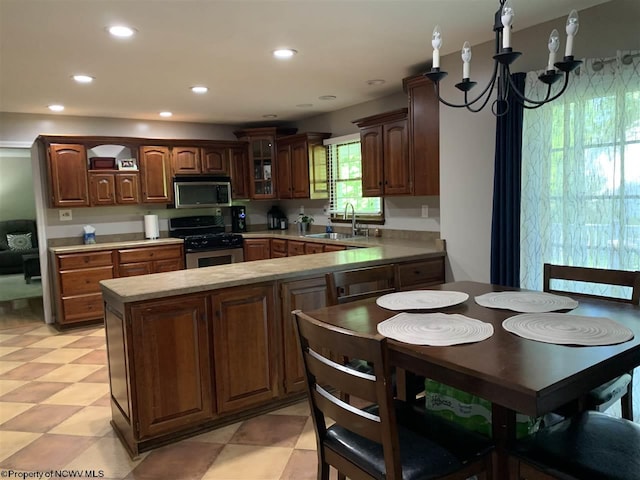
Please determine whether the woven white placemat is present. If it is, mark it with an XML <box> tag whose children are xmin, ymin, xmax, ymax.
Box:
<box><xmin>376</xmin><ymin>291</ymin><xmax>469</xmax><ymax>311</ymax></box>
<box><xmin>475</xmin><ymin>291</ymin><xmax>578</xmax><ymax>313</ymax></box>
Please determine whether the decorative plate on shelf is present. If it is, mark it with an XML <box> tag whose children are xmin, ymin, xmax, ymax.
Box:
<box><xmin>376</xmin><ymin>290</ymin><xmax>469</xmax><ymax>311</ymax></box>
<box><xmin>377</xmin><ymin>312</ymin><xmax>494</xmax><ymax>346</ymax></box>
<box><xmin>502</xmin><ymin>313</ymin><xmax>634</xmax><ymax>346</ymax></box>
<box><xmin>474</xmin><ymin>291</ymin><xmax>578</xmax><ymax>313</ymax></box>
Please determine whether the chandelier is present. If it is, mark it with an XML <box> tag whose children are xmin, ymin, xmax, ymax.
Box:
<box><xmin>424</xmin><ymin>0</ymin><xmax>582</xmax><ymax>116</ymax></box>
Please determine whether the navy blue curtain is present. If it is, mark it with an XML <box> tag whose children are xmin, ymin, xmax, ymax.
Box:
<box><xmin>490</xmin><ymin>72</ymin><xmax>525</xmax><ymax>287</ymax></box>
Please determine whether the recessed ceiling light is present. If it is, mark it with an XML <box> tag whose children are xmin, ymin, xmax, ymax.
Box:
<box><xmin>191</xmin><ymin>86</ymin><xmax>208</xmax><ymax>94</ymax></box>
<box><xmin>262</xmin><ymin>114</ymin><xmax>278</xmax><ymax>119</ymax></box>
<box><xmin>318</xmin><ymin>95</ymin><xmax>337</xmax><ymax>101</ymax></box>
<box><xmin>273</xmin><ymin>49</ymin><xmax>297</xmax><ymax>59</ymax></box>
<box><xmin>159</xmin><ymin>111</ymin><xmax>173</xmax><ymax>118</ymax></box>
<box><xmin>108</xmin><ymin>25</ymin><xmax>136</xmax><ymax>38</ymax></box>
<box><xmin>366</xmin><ymin>79</ymin><xmax>386</xmax><ymax>86</ymax></box>
<box><xmin>48</xmin><ymin>104</ymin><xmax>65</xmax><ymax>112</ymax></box>
<box><xmin>72</xmin><ymin>75</ymin><xmax>94</xmax><ymax>84</ymax></box>
<box><xmin>296</xmin><ymin>103</ymin><xmax>313</xmax><ymax>108</ymax></box>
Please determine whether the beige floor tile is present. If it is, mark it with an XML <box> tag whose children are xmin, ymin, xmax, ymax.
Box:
<box><xmin>0</xmin><ymin>346</ymin><xmax>21</xmax><ymax>357</ymax></box>
<box><xmin>28</xmin><ymin>335</ymin><xmax>84</xmax><ymax>349</ymax></box>
<box><xmin>0</xmin><ymin>379</ymin><xmax>27</xmax><ymax>395</ymax></box>
<box><xmin>88</xmin><ymin>329</ymin><xmax>106</xmax><ymax>338</ymax></box>
<box><xmin>202</xmin><ymin>444</ymin><xmax>293</xmax><ymax>480</ymax></box>
<box><xmin>42</xmin><ymin>382</ymin><xmax>109</xmax><ymax>406</ymax></box>
<box><xmin>64</xmin><ymin>435</ymin><xmax>148</xmax><ymax>479</ymax></box>
<box><xmin>49</xmin><ymin>406</ymin><xmax>112</xmax><ymax>437</ymax></box>
<box><xmin>37</xmin><ymin>364</ymin><xmax>102</xmax><ymax>383</ymax></box>
<box><xmin>188</xmin><ymin>422</ymin><xmax>242</xmax><ymax>444</ymax></box>
<box><xmin>0</xmin><ymin>361</ymin><xmax>22</xmax><ymax>375</ymax></box>
<box><xmin>0</xmin><ymin>430</ymin><xmax>42</xmax><ymax>462</ymax></box>
<box><xmin>24</xmin><ymin>325</ymin><xmax>60</xmax><ymax>336</ymax></box>
<box><xmin>0</xmin><ymin>334</ymin><xmax>17</xmax><ymax>343</ymax></box>
<box><xmin>294</xmin><ymin>417</ymin><xmax>317</xmax><ymax>450</ymax></box>
<box><xmin>32</xmin><ymin>348</ymin><xmax>93</xmax><ymax>364</ymax></box>
<box><xmin>271</xmin><ymin>400</ymin><xmax>310</xmax><ymax>417</ymax></box>
<box><xmin>0</xmin><ymin>402</ymin><xmax>33</xmax><ymax>424</ymax></box>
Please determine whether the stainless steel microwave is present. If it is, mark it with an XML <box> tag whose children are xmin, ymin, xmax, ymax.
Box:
<box><xmin>173</xmin><ymin>176</ymin><xmax>232</xmax><ymax>209</ymax></box>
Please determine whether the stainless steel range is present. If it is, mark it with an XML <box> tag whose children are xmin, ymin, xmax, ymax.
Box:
<box><xmin>169</xmin><ymin>215</ymin><xmax>244</xmax><ymax>268</ymax></box>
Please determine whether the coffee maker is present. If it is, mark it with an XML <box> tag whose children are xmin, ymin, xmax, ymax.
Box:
<box><xmin>230</xmin><ymin>206</ymin><xmax>247</xmax><ymax>233</ymax></box>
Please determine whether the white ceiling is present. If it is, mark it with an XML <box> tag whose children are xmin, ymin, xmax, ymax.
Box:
<box><xmin>0</xmin><ymin>0</ymin><xmax>608</xmax><ymax>126</ymax></box>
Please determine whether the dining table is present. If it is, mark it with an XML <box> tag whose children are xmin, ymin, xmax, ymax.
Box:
<box><xmin>301</xmin><ymin>280</ymin><xmax>640</xmax><ymax>480</ymax></box>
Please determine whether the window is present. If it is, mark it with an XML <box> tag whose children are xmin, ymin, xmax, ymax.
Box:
<box><xmin>520</xmin><ymin>51</ymin><xmax>640</xmax><ymax>297</ymax></box>
<box><xmin>324</xmin><ymin>133</ymin><xmax>383</xmax><ymax>222</ymax></box>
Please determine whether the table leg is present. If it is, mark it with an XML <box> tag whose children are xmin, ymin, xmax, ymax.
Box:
<box><xmin>492</xmin><ymin>403</ymin><xmax>516</xmax><ymax>480</ymax></box>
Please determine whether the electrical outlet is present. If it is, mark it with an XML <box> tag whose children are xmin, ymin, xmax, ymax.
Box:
<box><xmin>59</xmin><ymin>209</ymin><xmax>72</xmax><ymax>221</ymax></box>
<box><xmin>214</xmin><ymin>208</ymin><xmax>222</xmax><ymax>216</ymax></box>
<box><xmin>421</xmin><ymin>205</ymin><xmax>429</xmax><ymax>218</ymax></box>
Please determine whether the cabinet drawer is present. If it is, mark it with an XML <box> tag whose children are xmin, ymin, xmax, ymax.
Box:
<box><xmin>154</xmin><ymin>258</ymin><xmax>183</xmax><ymax>272</ymax></box>
<box><xmin>304</xmin><ymin>243</ymin><xmax>324</xmax><ymax>254</ymax></box>
<box><xmin>62</xmin><ymin>294</ymin><xmax>105</xmax><ymax>322</ymax></box>
<box><xmin>396</xmin><ymin>258</ymin><xmax>444</xmax><ymax>288</ymax></box>
<box><xmin>118</xmin><ymin>246</ymin><xmax>181</xmax><ymax>263</ymax></box>
<box><xmin>60</xmin><ymin>266</ymin><xmax>114</xmax><ymax>296</ymax></box>
<box><xmin>324</xmin><ymin>244</ymin><xmax>346</xmax><ymax>252</ymax></box>
<box><xmin>58</xmin><ymin>251</ymin><xmax>113</xmax><ymax>270</ymax></box>
<box><xmin>271</xmin><ymin>238</ymin><xmax>287</xmax><ymax>254</ymax></box>
<box><xmin>287</xmin><ymin>241</ymin><xmax>305</xmax><ymax>256</ymax></box>
<box><xmin>119</xmin><ymin>262</ymin><xmax>153</xmax><ymax>277</ymax></box>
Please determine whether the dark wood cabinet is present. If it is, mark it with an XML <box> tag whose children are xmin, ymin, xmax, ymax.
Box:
<box><xmin>117</xmin><ymin>245</ymin><xmax>184</xmax><ymax>277</ymax></box>
<box><xmin>130</xmin><ymin>294</ymin><xmax>214</xmax><ymax>439</ymax></box>
<box><xmin>47</xmin><ymin>143</ymin><xmax>90</xmax><ymax>207</ymax></box>
<box><xmin>354</xmin><ymin>109</ymin><xmax>410</xmax><ymax>197</ymax></box>
<box><xmin>243</xmin><ymin>238</ymin><xmax>271</xmax><ymax>261</ymax></box>
<box><xmin>201</xmin><ymin>146</ymin><xmax>230</xmax><ymax>175</ymax></box>
<box><xmin>271</xmin><ymin>238</ymin><xmax>288</xmax><ymax>258</ymax></box>
<box><xmin>403</xmin><ymin>74</ymin><xmax>440</xmax><ymax>196</ymax></box>
<box><xmin>280</xmin><ymin>276</ymin><xmax>328</xmax><ymax>393</ymax></box>
<box><xmin>212</xmin><ymin>285</ymin><xmax>278</xmax><ymax>413</ymax></box>
<box><xmin>89</xmin><ymin>172</ymin><xmax>139</xmax><ymax>206</ymax></box>
<box><xmin>172</xmin><ymin>146</ymin><xmax>200</xmax><ymax>174</ymax></box>
<box><xmin>304</xmin><ymin>242</ymin><xmax>324</xmax><ymax>254</ymax></box>
<box><xmin>276</xmin><ymin>133</ymin><xmax>330</xmax><ymax>199</ymax></box>
<box><xmin>173</xmin><ymin>146</ymin><xmax>231</xmax><ymax>175</ymax></box>
<box><xmin>139</xmin><ymin>146</ymin><xmax>172</xmax><ymax>203</ymax></box>
<box><xmin>323</xmin><ymin>244</ymin><xmax>346</xmax><ymax>252</ymax></box>
<box><xmin>287</xmin><ymin>240</ymin><xmax>305</xmax><ymax>257</ymax></box>
<box><xmin>230</xmin><ymin>144</ymin><xmax>250</xmax><ymax>199</ymax></box>
<box><xmin>115</xmin><ymin>173</ymin><xmax>140</xmax><ymax>204</ymax></box>
<box><xmin>396</xmin><ymin>257</ymin><xmax>445</xmax><ymax>289</ymax></box>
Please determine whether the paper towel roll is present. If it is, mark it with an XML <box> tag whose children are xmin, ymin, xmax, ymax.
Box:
<box><xmin>144</xmin><ymin>215</ymin><xmax>159</xmax><ymax>239</ymax></box>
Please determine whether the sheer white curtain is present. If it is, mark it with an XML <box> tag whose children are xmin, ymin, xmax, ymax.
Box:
<box><xmin>520</xmin><ymin>51</ymin><xmax>640</xmax><ymax>296</ymax></box>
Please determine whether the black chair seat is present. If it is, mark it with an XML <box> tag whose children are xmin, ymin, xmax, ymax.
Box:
<box><xmin>511</xmin><ymin>411</ymin><xmax>640</xmax><ymax>480</ymax></box>
<box><xmin>326</xmin><ymin>402</ymin><xmax>493</xmax><ymax>480</ymax></box>
<box><xmin>585</xmin><ymin>373</ymin><xmax>632</xmax><ymax>406</ymax></box>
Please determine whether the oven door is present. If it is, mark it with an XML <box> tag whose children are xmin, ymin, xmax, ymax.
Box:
<box><xmin>185</xmin><ymin>248</ymin><xmax>244</xmax><ymax>269</ymax></box>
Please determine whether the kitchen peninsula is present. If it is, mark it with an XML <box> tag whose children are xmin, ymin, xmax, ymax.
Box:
<box><xmin>100</xmin><ymin>234</ymin><xmax>444</xmax><ymax>457</ymax></box>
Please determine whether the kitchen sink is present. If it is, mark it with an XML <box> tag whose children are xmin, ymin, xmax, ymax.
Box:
<box><xmin>304</xmin><ymin>232</ymin><xmax>356</xmax><ymax>240</ymax></box>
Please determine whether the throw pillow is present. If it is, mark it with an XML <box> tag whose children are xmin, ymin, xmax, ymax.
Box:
<box><xmin>7</xmin><ymin>232</ymin><xmax>32</xmax><ymax>251</ymax></box>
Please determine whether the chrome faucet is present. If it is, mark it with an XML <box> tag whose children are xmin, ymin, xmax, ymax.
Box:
<box><xmin>344</xmin><ymin>202</ymin><xmax>357</xmax><ymax>236</ymax></box>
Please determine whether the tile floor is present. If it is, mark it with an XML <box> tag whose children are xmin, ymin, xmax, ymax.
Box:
<box><xmin>0</xmin><ymin>298</ymin><xmax>336</xmax><ymax>480</ymax></box>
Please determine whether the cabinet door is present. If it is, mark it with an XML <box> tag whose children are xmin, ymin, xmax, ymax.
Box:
<box><xmin>48</xmin><ymin>144</ymin><xmax>90</xmax><ymax>207</ymax></box>
<box><xmin>276</xmin><ymin>144</ymin><xmax>292</xmax><ymax>199</ymax></box>
<box><xmin>131</xmin><ymin>295</ymin><xmax>214</xmax><ymax>439</ymax></box>
<box><xmin>396</xmin><ymin>257</ymin><xmax>445</xmax><ymax>290</ymax></box>
<box><xmin>230</xmin><ymin>145</ymin><xmax>249</xmax><ymax>200</ymax></box>
<box><xmin>382</xmin><ymin>119</ymin><xmax>411</xmax><ymax>195</ymax></box>
<box><xmin>271</xmin><ymin>238</ymin><xmax>287</xmax><ymax>257</ymax></box>
<box><xmin>172</xmin><ymin>147</ymin><xmax>201</xmax><ymax>174</ymax></box>
<box><xmin>249</xmin><ymin>137</ymin><xmax>276</xmax><ymax>199</ymax></box>
<box><xmin>154</xmin><ymin>258</ymin><xmax>184</xmax><ymax>273</ymax></box>
<box><xmin>280</xmin><ymin>277</ymin><xmax>327</xmax><ymax>393</ymax></box>
<box><xmin>139</xmin><ymin>146</ymin><xmax>172</xmax><ymax>203</ymax></box>
<box><xmin>212</xmin><ymin>285</ymin><xmax>278</xmax><ymax>413</ymax></box>
<box><xmin>89</xmin><ymin>173</ymin><xmax>116</xmax><ymax>206</ymax></box>
<box><xmin>243</xmin><ymin>239</ymin><xmax>271</xmax><ymax>261</ymax></box>
<box><xmin>118</xmin><ymin>262</ymin><xmax>153</xmax><ymax>277</ymax></box>
<box><xmin>360</xmin><ymin>126</ymin><xmax>384</xmax><ymax>197</ymax></box>
<box><xmin>304</xmin><ymin>242</ymin><xmax>324</xmax><ymax>254</ymax></box>
<box><xmin>201</xmin><ymin>146</ymin><xmax>229</xmax><ymax>175</ymax></box>
<box><xmin>324</xmin><ymin>244</ymin><xmax>346</xmax><ymax>252</ymax></box>
<box><xmin>115</xmin><ymin>173</ymin><xmax>140</xmax><ymax>204</ymax></box>
<box><xmin>309</xmin><ymin>142</ymin><xmax>329</xmax><ymax>200</ymax></box>
<box><xmin>290</xmin><ymin>140</ymin><xmax>311</xmax><ymax>199</ymax></box>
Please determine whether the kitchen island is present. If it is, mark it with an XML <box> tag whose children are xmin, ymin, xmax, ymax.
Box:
<box><xmin>100</xmin><ymin>235</ymin><xmax>444</xmax><ymax>457</ymax></box>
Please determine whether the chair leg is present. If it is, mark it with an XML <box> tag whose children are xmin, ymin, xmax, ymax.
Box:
<box><xmin>318</xmin><ymin>460</ymin><xmax>330</xmax><ymax>480</ymax></box>
<box><xmin>621</xmin><ymin>383</ymin><xmax>633</xmax><ymax>421</ymax></box>
<box><xmin>337</xmin><ymin>471</ymin><xmax>346</xmax><ymax>480</ymax></box>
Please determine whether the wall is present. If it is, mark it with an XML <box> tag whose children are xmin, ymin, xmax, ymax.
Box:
<box><xmin>0</xmin><ymin>148</ymin><xmax>36</xmax><ymax>220</ymax></box>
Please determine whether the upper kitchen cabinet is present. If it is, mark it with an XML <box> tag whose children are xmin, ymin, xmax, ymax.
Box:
<box><xmin>47</xmin><ymin>143</ymin><xmax>90</xmax><ymax>207</ymax></box>
<box><xmin>172</xmin><ymin>144</ymin><xmax>233</xmax><ymax>176</ymax></box>
<box><xmin>403</xmin><ymin>74</ymin><xmax>440</xmax><ymax>196</ymax></box>
<box><xmin>354</xmin><ymin>109</ymin><xmax>410</xmax><ymax>197</ymax></box>
<box><xmin>172</xmin><ymin>146</ymin><xmax>201</xmax><ymax>174</ymax></box>
<box><xmin>139</xmin><ymin>146</ymin><xmax>173</xmax><ymax>203</ymax></box>
<box><xmin>234</xmin><ymin>127</ymin><xmax>296</xmax><ymax>200</ymax></box>
<box><xmin>276</xmin><ymin>132</ymin><xmax>331</xmax><ymax>199</ymax></box>
<box><xmin>229</xmin><ymin>144</ymin><xmax>250</xmax><ymax>200</ymax></box>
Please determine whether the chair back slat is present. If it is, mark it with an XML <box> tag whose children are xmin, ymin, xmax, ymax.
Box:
<box><xmin>543</xmin><ymin>263</ymin><xmax>640</xmax><ymax>305</ymax></box>
<box><xmin>326</xmin><ymin>264</ymin><xmax>397</xmax><ymax>305</ymax></box>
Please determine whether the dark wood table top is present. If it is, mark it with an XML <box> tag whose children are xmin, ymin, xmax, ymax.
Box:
<box><xmin>304</xmin><ymin>281</ymin><xmax>640</xmax><ymax>418</ymax></box>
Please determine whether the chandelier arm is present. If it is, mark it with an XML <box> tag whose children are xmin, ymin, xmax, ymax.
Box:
<box><xmin>506</xmin><ymin>72</ymin><xmax>571</xmax><ymax>106</ymax></box>
<box><xmin>432</xmin><ymin>60</ymin><xmax>500</xmax><ymax>109</ymax></box>
<box><xmin>465</xmin><ymin>84</ymin><xmax>498</xmax><ymax>113</ymax></box>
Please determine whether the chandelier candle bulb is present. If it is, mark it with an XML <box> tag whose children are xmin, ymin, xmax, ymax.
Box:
<box><xmin>501</xmin><ymin>0</ymin><xmax>514</xmax><ymax>50</ymax></box>
<box><xmin>461</xmin><ymin>42</ymin><xmax>472</xmax><ymax>79</ymax></box>
<box><xmin>564</xmin><ymin>9</ymin><xmax>579</xmax><ymax>57</ymax></box>
<box><xmin>432</xmin><ymin>25</ymin><xmax>442</xmax><ymax>69</ymax></box>
<box><xmin>547</xmin><ymin>29</ymin><xmax>560</xmax><ymax>71</ymax></box>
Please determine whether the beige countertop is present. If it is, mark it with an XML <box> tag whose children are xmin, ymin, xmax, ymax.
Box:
<box><xmin>100</xmin><ymin>233</ymin><xmax>444</xmax><ymax>304</ymax></box>
<box><xmin>49</xmin><ymin>237</ymin><xmax>183</xmax><ymax>254</ymax></box>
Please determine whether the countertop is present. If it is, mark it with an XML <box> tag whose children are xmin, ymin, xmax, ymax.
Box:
<box><xmin>49</xmin><ymin>238</ymin><xmax>184</xmax><ymax>254</ymax></box>
<box><xmin>100</xmin><ymin>232</ymin><xmax>444</xmax><ymax>304</ymax></box>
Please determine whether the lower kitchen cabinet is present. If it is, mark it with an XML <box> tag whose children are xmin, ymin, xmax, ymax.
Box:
<box><xmin>130</xmin><ymin>294</ymin><xmax>215</xmax><ymax>439</ymax></box>
<box><xmin>117</xmin><ymin>245</ymin><xmax>184</xmax><ymax>277</ymax></box>
<box><xmin>243</xmin><ymin>238</ymin><xmax>271</xmax><ymax>261</ymax></box>
<box><xmin>212</xmin><ymin>285</ymin><xmax>278</xmax><ymax>413</ymax></box>
<box><xmin>280</xmin><ymin>276</ymin><xmax>327</xmax><ymax>393</ymax></box>
<box><xmin>271</xmin><ymin>238</ymin><xmax>288</xmax><ymax>258</ymax></box>
<box><xmin>396</xmin><ymin>257</ymin><xmax>445</xmax><ymax>289</ymax></box>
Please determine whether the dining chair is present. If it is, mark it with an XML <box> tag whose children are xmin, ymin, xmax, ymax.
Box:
<box><xmin>293</xmin><ymin>309</ymin><xmax>494</xmax><ymax>480</ymax></box>
<box><xmin>543</xmin><ymin>263</ymin><xmax>640</xmax><ymax>420</ymax></box>
<box><xmin>508</xmin><ymin>411</ymin><xmax>640</xmax><ymax>480</ymax></box>
<box><xmin>325</xmin><ymin>264</ymin><xmax>398</xmax><ymax>305</ymax></box>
